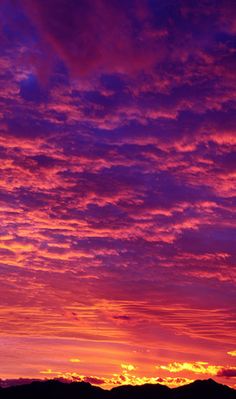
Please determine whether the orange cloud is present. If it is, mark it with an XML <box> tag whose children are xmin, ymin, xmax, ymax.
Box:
<box><xmin>156</xmin><ymin>362</ymin><xmax>232</xmax><ymax>377</ymax></box>
<box><xmin>69</xmin><ymin>359</ymin><xmax>81</xmax><ymax>363</ymax></box>
<box><xmin>228</xmin><ymin>351</ymin><xmax>236</xmax><ymax>357</ymax></box>
<box><xmin>121</xmin><ymin>364</ymin><xmax>136</xmax><ymax>371</ymax></box>
<box><xmin>38</xmin><ymin>368</ymin><xmax>194</xmax><ymax>388</ymax></box>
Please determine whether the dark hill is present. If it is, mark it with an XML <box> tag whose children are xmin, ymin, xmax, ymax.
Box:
<box><xmin>110</xmin><ymin>382</ymin><xmax>170</xmax><ymax>399</ymax></box>
<box><xmin>0</xmin><ymin>378</ymin><xmax>235</xmax><ymax>399</ymax></box>
<box><xmin>171</xmin><ymin>378</ymin><xmax>236</xmax><ymax>399</ymax></box>
<box><xmin>0</xmin><ymin>380</ymin><xmax>107</xmax><ymax>399</ymax></box>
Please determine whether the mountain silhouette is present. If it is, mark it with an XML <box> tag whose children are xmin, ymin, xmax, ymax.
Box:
<box><xmin>171</xmin><ymin>378</ymin><xmax>236</xmax><ymax>398</ymax></box>
<box><xmin>110</xmin><ymin>382</ymin><xmax>171</xmax><ymax>398</ymax></box>
<box><xmin>0</xmin><ymin>378</ymin><xmax>235</xmax><ymax>399</ymax></box>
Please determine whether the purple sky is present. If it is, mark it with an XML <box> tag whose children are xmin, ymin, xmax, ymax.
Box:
<box><xmin>0</xmin><ymin>0</ymin><xmax>236</xmax><ymax>389</ymax></box>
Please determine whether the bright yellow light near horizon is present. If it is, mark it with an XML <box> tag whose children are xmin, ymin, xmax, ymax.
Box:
<box><xmin>69</xmin><ymin>358</ymin><xmax>81</xmax><ymax>363</ymax></box>
<box><xmin>227</xmin><ymin>351</ymin><xmax>236</xmax><ymax>357</ymax></box>
<box><xmin>156</xmin><ymin>361</ymin><xmax>221</xmax><ymax>375</ymax></box>
<box><xmin>121</xmin><ymin>363</ymin><xmax>136</xmax><ymax>371</ymax></box>
<box><xmin>40</xmin><ymin>369</ymin><xmax>55</xmax><ymax>374</ymax></box>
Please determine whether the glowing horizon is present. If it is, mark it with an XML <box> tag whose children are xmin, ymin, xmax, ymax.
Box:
<box><xmin>0</xmin><ymin>0</ymin><xmax>235</xmax><ymax>390</ymax></box>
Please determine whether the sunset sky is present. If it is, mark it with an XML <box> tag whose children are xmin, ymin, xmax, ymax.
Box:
<box><xmin>0</xmin><ymin>0</ymin><xmax>236</xmax><ymax>390</ymax></box>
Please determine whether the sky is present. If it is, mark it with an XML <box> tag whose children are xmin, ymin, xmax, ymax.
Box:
<box><xmin>0</xmin><ymin>0</ymin><xmax>236</xmax><ymax>390</ymax></box>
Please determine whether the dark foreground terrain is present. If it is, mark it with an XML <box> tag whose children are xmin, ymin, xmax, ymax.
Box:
<box><xmin>0</xmin><ymin>378</ymin><xmax>235</xmax><ymax>399</ymax></box>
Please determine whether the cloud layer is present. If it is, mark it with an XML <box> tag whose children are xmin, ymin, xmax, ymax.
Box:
<box><xmin>0</xmin><ymin>0</ymin><xmax>235</xmax><ymax>389</ymax></box>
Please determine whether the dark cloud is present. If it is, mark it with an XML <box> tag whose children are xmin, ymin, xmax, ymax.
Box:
<box><xmin>83</xmin><ymin>376</ymin><xmax>105</xmax><ymax>385</ymax></box>
<box><xmin>112</xmin><ymin>315</ymin><xmax>131</xmax><ymax>321</ymax></box>
<box><xmin>19</xmin><ymin>74</ymin><xmax>49</xmax><ymax>103</ymax></box>
<box><xmin>217</xmin><ymin>368</ymin><xmax>236</xmax><ymax>378</ymax></box>
<box><xmin>0</xmin><ymin>378</ymin><xmax>40</xmax><ymax>388</ymax></box>
<box><xmin>19</xmin><ymin>0</ymin><xmax>165</xmax><ymax>77</ymax></box>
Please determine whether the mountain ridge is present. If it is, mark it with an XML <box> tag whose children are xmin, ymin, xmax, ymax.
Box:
<box><xmin>0</xmin><ymin>378</ymin><xmax>235</xmax><ymax>398</ymax></box>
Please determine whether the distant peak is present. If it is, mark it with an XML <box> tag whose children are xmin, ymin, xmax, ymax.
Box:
<box><xmin>188</xmin><ymin>378</ymin><xmax>218</xmax><ymax>387</ymax></box>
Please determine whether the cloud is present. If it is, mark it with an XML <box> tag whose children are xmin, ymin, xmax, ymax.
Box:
<box><xmin>40</xmin><ymin>369</ymin><xmax>56</xmax><ymax>375</ymax></box>
<box><xmin>37</xmin><ymin>368</ymin><xmax>193</xmax><ymax>388</ymax></box>
<box><xmin>227</xmin><ymin>351</ymin><xmax>236</xmax><ymax>357</ymax></box>
<box><xmin>113</xmin><ymin>315</ymin><xmax>131</xmax><ymax>321</ymax></box>
<box><xmin>121</xmin><ymin>364</ymin><xmax>136</xmax><ymax>372</ymax></box>
<box><xmin>0</xmin><ymin>378</ymin><xmax>40</xmax><ymax>388</ymax></box>
<box><xmin>0</xmin><ymin>0</ymin><xmax>235</xmax><ymax>389</ymax></box>
<box><xmin>217</xmin><ymin>368</ymin><xmax>236</xmax><ymax>378</ymax></box>
<box><xmin>69</xmin><ymin>358</ymin><xmax>80</xmax><ymax>363</ymax></box>
<box><xmin>156</xmin><ymin>362</ymin><xmax>221</xmax><ymax>376</ymax></box>
<box><xmin>83</xmin><ymin>376</ymin><xmax>105</xmax><ymax>385</ymax></box>
<box><xmin>156</xmin><ymin>362</ymin><xmax>236</xmax><ymax>380</ymax></box>
<box><xmin>20</xmin><ymin>0</ymin><xmax>165</xmax><ymax>77</ymax></box>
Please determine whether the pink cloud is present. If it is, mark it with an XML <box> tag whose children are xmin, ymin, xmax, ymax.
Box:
<box><xmin>20</xmin><ymin>0</ymin><xmax>166</xmax><ymax>77</ymax></box>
